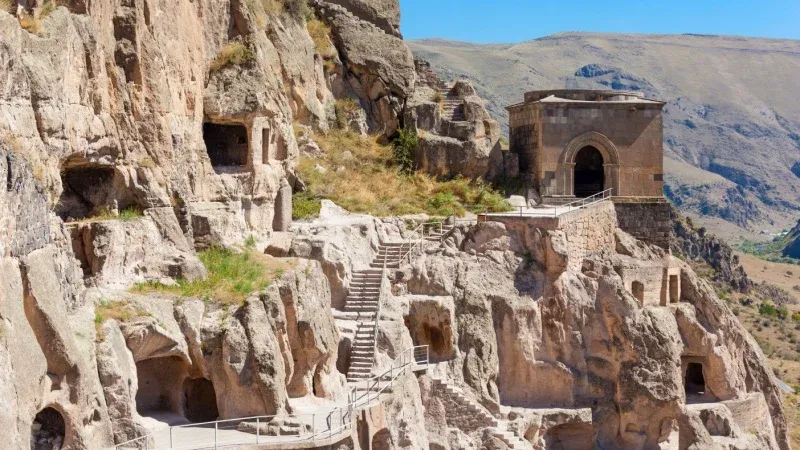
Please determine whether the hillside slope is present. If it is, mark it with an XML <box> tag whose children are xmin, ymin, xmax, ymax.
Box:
<box><xmin>408</xmin><ymin>33</ymin><xmax>800</xmax><ymax>240</ymax></box>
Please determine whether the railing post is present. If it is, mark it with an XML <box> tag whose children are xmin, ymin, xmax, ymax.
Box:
<box><xmin>256</xmin><ymin>417</ymin><xmax>260</xmax><ymax>444</ymax></box>
<box><xmin>169</xmin><ymin>427</ymin><xmax>173</xmax><ymax>449</ymax></box>
<box><xmin>214</xmin><ymin>422</ymin><xmax>218</xmax><ymax>450</ymax></box>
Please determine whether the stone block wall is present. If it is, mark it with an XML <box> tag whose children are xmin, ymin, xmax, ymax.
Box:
<box><xmin>614</xmin><ymin>201</ymin><xmax>671</xmax><ymax>249</ymax></box>
<box><xmin>482</xmin><ymin>200</ymin><xmax>618</xmax><ymax>273</ymax></box>
<box><xmin>557</xmin><ymin>201</ymin><xmax>618</xmax><ymax>272</ymax></box>
<box><xmin>0</xmin><ymin>151</ymin><xmax>52</xmax><ymax>258</ymax></box>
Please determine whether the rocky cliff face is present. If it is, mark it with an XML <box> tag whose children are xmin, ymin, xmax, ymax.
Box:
<box><xmin>670</xmin><ymin>207</ymin><xmax>753</xmax><ymax>292</ymax></box>
<box><xmin>0</xmin><ymin>1</ymin><xmax>790</xmax><ymax>450</ymax></box>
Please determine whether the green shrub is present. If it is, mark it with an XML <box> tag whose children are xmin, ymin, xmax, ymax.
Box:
<box><xmin>392</xmin><ymin>127</ymin><xmax>419</xmax><ymax>174</ymax></box>
<box><xmin>759</xmin><ymin>302</ymin><xmax>789</xmax><ymax>320</ymax></box>
<box><xmin>292</xmin><ymin>191</ymin><xmax>321</xmax><ymax>220</ymax></box>
<box><xmin>210</xmin><ymin>42</ymin><xmax>255</xmax><ymax>72</ymax></box>
<box><xmin>283</xmin><ymin>0</ymin><xmax>309</xmax><ymax>19</ymax></box>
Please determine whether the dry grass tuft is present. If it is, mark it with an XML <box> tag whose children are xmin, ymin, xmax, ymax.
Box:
<box><xmin>307</xmin><ymin>18</ymin><xmax>335</xmax><ymax>58</ymax></box>
<box><xmin>209</xmin><ymin>42</ymin><xmax>255</xmax><ymax>72</ymax></box>
<box><xmin>0</xmin><ymin>0</ymin><xmax>15</xmax><ymax>14</ymax></box>
<box><xmin>94</xmin><ymin>299</ymin><xmax>147</xmax><ymax>340</ymax></box>
<box><xmin>132</xmin><ymin>247</ymin><xmax>291</xmax><ymax>306</ymax></box>
<box><xmin>18</xmin><ymin>13</ymin><xmax>40</xmax><ymax>34</ymax></box>
<box><xmin>294</xmin><ymin>129</ymin><xmax>510</xmax><ymax>219</ymax></box>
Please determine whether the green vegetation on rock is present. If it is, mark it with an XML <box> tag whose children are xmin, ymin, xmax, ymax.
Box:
<box><xmin>293</xmin><ymin>129</ymin><xmax>510</xmax><ymax>219</ymax></box>
<box><xmin>132</xmin><ymin>246</ymin><xmax>289</xmax><ymax>306</ymax></box>
<box><xmin>210</xmin><ymin>42</ymin><xmax>255</xmax><ymax>72</ymax></box>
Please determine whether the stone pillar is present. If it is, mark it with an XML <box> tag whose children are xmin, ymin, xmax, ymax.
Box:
<box><xmin>604</xmin><ymin>163</ymin><xmax>620</xmax><ymax>196</ymax></box>
<box><xmin>272</xmin><ymin>178</ymin><xmax>292</xmax><ymax>232</ymax></box>
<box><xmin>559</xmin><ymin>163</ymin><xmax>575</xmax><ymax>196</ymax></box>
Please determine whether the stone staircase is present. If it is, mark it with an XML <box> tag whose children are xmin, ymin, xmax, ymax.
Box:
<box><xmin>438</xmin><ymin>86</ymin><xmax>465</xmax><ymax>122</ymax></box>
<box><xmin>369</xmin><ymin>242</ymin><xmax>406</xmax><ymax>269</ymax></box>
<box><xmin>344</xmin><ymin>242</ymin><xmax>410</xmax><ymax>382</ymax></box>
<box><xmin>424</xmin><ymin>222</ymin><xmax>454</xmax><ymax>243</ymax></box>
<box><xmin>430</xmin><ymin>377</ymin><xmax>531</xmax><ymax>449</ymax></box>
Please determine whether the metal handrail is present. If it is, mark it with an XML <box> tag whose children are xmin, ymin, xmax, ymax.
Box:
<box><xmin>397</xmin><ymin>221</ymin><xmax>444</xmax><ymax>265</ymax></box>
<box><xmin>505</xmin><ymin>188</ymin><xmax>613</xmax><ymax>218</ymax></box>
<box><xmin>114</xmin><ymin>345</ymin><xmax>431</xmax><ymax>450</ymax></box>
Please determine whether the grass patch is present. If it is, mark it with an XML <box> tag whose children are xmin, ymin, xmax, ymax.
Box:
<box><xmin>292</xmin><ymin>191</ymin><xmax>321</xmax><ymax>220</ymax></box>
<box><xmin>94</xmin><ymin>299</ymin><xmax>147</xmax><ymax>340</ymax></box>
<box><xmin>132</xmin><ymin>247</ymin><xmax>290</xmax><ymax>306</ymax></box>
<box><xmin>307</xmin><ymin>18</ymin><xmax>335</xmax><ymax>58</ymax></box>
<box><xmin>210</xmin><ymin>42</ymin><xmax>255</xmax><ymax>72</ymax></box>
<box><xmin>74</xmin><ymin>206</ymin><xmax>144</xmax><ymax>223</ymax></box>
<box><xmin>296</xmin><ymin>129</ymin><xmax>510</xmax><ymax>217</ymax></box>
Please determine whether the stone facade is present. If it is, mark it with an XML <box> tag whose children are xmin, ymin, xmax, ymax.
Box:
<box><xmin>507</xmin><ymin>90</ymin><xmax>665</xmax><ymax>201</ymax></box>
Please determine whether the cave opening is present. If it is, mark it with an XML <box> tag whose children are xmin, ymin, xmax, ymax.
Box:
<box><xmin>632</xmin><ymin>281</ymin><xmax>645</xmax><ymax>305</ymax></box>
<box><xmin>669</xmin><ymin>275</ymin><xmax>680</xmax><ymax>303</ymax></box>
<box><xmin>182</xmin><ymin>377</ymin><xmax>219</xmax><ymax>423</ymax></box>
<box><xmin>203</xmin><ymin>122</ymin><xmax>249</xmax><ymax>167</ymax></box>
<box><xmin>31</xmin><ymin>407</ymin><xmax>65</xmax><ymax>450</ymax></box>
<box><xmin>56</xmin><ymin>165</ymin><xmax>117</xmax><ymax>221</ymax></box>
<box><xmin>685</xmin><ymin>362</ymin><xmax>706</xmax><ymax>396</ymax></box>
<box><xmin>134</xmin><ymin>357</ymin><xmax>190</xmax><ymax>425</ymax></box>
<box><xmin>407</xmin><ymin>319</ymin><xmax>453</xmax><ymax>363</ymax></box>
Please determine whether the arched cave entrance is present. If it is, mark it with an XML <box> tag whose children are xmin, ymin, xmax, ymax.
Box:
<box><xmin>56</xmin><ymin>165</ymin><xmax>117</xmax><ymax>221</ymax></box>
<box><xmin>135</xmin><ymin>357</ymin><xmax>190</xmax><ymax>424</ymax></box>
<box><xmin>404</xmin><ymin>315</ymin><xmax>454</xmax><ymax>363</ymax></box>
<box><xmin>685</xmin><ymin>362</ymin><xmax>706</xmax><ymax>397</ymax></box>
<box><xmin>31</xmin><ymin>407</ymin><xmax>65</xmax><ymax>450</ymax></box>
<box><xmin>203</xmin><ymin>122</ymin><xmax>249</xmax><ymax>168</ymax></box>
<box><xmin>182</xmin><ymin>378</ymin><xmax>219</xmax><ymax>423</ymax></box>
<box><xmin>542</xmin><ymin>422</ymin><xmax>594</xmax><ymax>450</ymax></box>
<box><xmin>573</xmin><ymin>146</ymin><xmax>604</xmax><ymax>197</ymax></box>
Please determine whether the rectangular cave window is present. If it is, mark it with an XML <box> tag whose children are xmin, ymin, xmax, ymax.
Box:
<box><xmin>669</xmin><ymin>275</ymin><xmax>680</xmax><ymax>303</ymax></box>
<box><xmin>685</xmin><ymin>362</ymin><xmax>706</xmax><ymax>396</ymax></box>
<box><xmin>203</xmin><ymin>122</ymin><xmax>248</xmax><ymax>167</ymax></box>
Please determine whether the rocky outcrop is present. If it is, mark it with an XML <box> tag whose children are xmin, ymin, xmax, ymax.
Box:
<box><xmin>406</xmin><ymin>78</ymin><xmax>504</xmax><ymax>180</ymax></box>
<box><xmin>671</xmin><ymin>207</ymin><xmax>753</xmax><ymax>292</ymax></box>
<box><xmin>781</xmin><ymin>219</ymin><xmax>800</xmax><ymax>259</ymax></box>
<box><xmin>387</xmin><ymin>214</ymin><xmax>788</xmax><ymax>449</ymax></box>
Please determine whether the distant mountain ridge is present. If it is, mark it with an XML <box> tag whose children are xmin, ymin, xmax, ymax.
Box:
<box><xmin>408</xmin><ymin>32</ymin><xmax>800</xmax><ymax>240</ymax></box>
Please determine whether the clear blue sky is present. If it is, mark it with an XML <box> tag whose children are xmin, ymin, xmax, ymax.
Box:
<box><xmin>399</xmin><ymin>0</ymin><xmax>800</xmax><ymax>43</ymax></box>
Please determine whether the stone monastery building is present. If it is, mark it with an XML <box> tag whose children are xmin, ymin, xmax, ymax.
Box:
<box><xmin>507</xmin><ymin>89</ymin><xmax>671</xmax><ymax>248</ymax></box>
<box><xmin>507</xmin><ymin>89</ymin><xmax>665</xmax><ymax>201</ymax></box>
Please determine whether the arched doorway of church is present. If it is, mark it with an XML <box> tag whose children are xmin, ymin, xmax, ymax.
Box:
<box><xmin>573</xmin><ymin>146</ymin><xmax>605</xmax><ymax>197</ymax></box>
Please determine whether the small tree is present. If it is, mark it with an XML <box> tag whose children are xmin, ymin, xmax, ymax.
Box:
<box><xmin>392</xmin><ymin>128</ymin><xmax>418</xmax><ymax>175</ymax></box>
